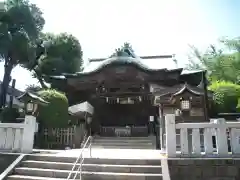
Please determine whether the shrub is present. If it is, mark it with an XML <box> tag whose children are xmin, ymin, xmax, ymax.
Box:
<box><xmin>209</xmin><ymin>81</ymin><xmax>240</xmax><ymax>112</ymax></box>
<box><xmin>0</xmin><ymin>107</ymin><xmax>20</xmax><ymax>123</ymax></box>
<box><xmin>37</xmin><ymin>89</ymin><xmax>69</xmax><ymax>127</ymax></box>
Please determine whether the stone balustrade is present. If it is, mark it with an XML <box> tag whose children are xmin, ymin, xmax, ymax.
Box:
<box><xmin>0</xmin><ymin>115</ymin><xmax>36</xmax><ymax>153</ymax></box>
<box><xmin>165</xmin><ymin>114</ymin><xmax>240</xmax><ymax>157</ymax></box>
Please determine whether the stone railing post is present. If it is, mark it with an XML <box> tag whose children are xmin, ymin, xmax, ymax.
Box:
<box><xmin>165</xmin><ymin>114</ymin><xmax>176</xmax><ymax>157</ymax></box>
<box><xmin>214</xmin><ymin>118</ymin><xmax>228</xmax><ymax>156</ymax></box>
<box><xmin>21</xmin><ymin>115</ymin><xmax>36</xmax><ymax>153</ymax></box>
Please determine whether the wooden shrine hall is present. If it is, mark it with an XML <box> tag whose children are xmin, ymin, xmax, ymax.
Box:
<box><xmin>50</xmin><ymin>45</ymin><xmax>212</xmax><ymax>137</ymax></box>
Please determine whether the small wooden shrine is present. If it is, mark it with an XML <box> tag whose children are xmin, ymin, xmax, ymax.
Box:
<box><xmin>50</xmin><ymin>44</ymin><xmax>212</xmax><ymax>137</ymax></box>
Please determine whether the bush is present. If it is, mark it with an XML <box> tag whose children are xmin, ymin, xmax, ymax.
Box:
<box><xmin>209</xmin><ymin>81</ymin><xmax>240</xmax><ymax>112</ymax></box>
<box><xmin>0</xmin><ymin>107</ymin><xmax>20</xmax><ymax>123</ymax></box>
<box><xmin>37</xmin><ymin>89</ymin><xmax>69</xmax><ymax>127</ymax></box>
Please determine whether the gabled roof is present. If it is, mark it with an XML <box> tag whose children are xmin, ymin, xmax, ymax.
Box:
<box><xmin>49</xmin><ymin>45</ymin><xmax>206</xmax><ymax>79</ymax></box>
<box><xmin>154</xmin><ymin>83</ymin><xmax>212</xmax><ymax>104</ymax></box>
<box><xmin>172</xmin><ymin>83</ymin><xmax>205</xmax><ymax>96</ymax></box>
<box><xmin>79</xmin><ymin>46</ymin><xmax>176</xmax><ymax>74</ymax></box>
<box><xmin>17</xmin><ymin>91</ymin><xmax>49</xmax><ymax>105</ymax></box>
<box><xmin>156</xmin><ymin>83</ymin><xmax>212</xmax><ymax>97</ymax></box>
<box><xmin>80</xmin><ymin>56</ymin><xmax>177</xmax><ymax>75</ymax></box>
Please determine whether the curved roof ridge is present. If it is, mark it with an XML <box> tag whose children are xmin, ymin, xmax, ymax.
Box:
<box><xmin>79</xmin><ymin>56</ymin><xmax>174</xmax><ymax>75</ymax></box>
<box><xmin>173</xmin><ymin>83</ymin><xmax>203</xmax><ymax>96</ymax></box>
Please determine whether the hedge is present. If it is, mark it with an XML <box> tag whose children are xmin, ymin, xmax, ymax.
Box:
<box><xmin>37</xmin><ymin>89</ymin><xmax>69</xmax><ymax>127</ymax></box>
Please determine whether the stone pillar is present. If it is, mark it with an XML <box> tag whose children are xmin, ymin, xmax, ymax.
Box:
<box><xmin>149</xmin><ymin>116</ymin><xmax>154</xmax><ymax>135</ymax></box>
<box><xmin>159</xmin><ymin>105</ymin><xmax>165</xmax><ymax>150</ymax></box>
<box><xmin>214</xmin><ymin>118</ymin><xmax>228</xmax><ymax>155</ymax></box>
<box><xmin>74</xmin><ymin>123</ymin><xmax>85</xmax><ymax>148</ymax></box>
<box><xmin>86</xmin><ymin>117</ymin><xmax>92</xmax><ymax>136</ymax></box>
<box><xmin>165</xmin><ymin>114</ymin><xmax>176</xmax><ymax>157</ymax></box>
<box><xmin>21</xmin><ymin>115</ymin><xmax>36</xmax><ymax>153</ymax></box>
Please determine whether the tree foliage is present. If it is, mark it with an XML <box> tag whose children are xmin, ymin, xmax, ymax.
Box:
<box><xmin>186</xmin><ymin>38</ymin><xmax>240</xmax><ymax>83</ymax></box>
<box><xmin>186</xmin><ymin>37</ymin><xmax>240</xmax><ymax>114</ymax></box>
<box><xmin>25</xmin><ymin>84</ymin><xmax>42</xmax><ymax>92</ymax></box>
<box><xmin>209</xmin><ymin>81</ymin><xmax>240</xmax><ymax>113</ymax></box>
<box><xmin>37</xmin><ymin>89</ymin><xmax>69</xmax><ymax>127</ymax></box>
<box><xmin>25</xmin><ymin>33</ymin><xmax>83</xmax><ymax>88</ymax></box>
<box><xmin>0</xmin><ymin>107</ymin><xmax>20</xmax><ymax>123</ymax></box>
<box><xmin>0</xmin><ymin>0</ymin><xmax>44</xmax><ymax>107</ymax></box>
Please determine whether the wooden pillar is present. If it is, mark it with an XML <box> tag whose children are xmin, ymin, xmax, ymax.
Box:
<box><xmin>203</xmin><ymin>71</ymin><xmax>209</xmax><ymax>121</ymax></box>
<box><xmin>159</xmin><ymin>104</ymin><xmax>165</xmax><ymax>150</ymax></box>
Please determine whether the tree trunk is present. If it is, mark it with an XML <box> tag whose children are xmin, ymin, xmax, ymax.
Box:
<box><xmin>38</xmin><ymin>77</ymin><xmax>47</xmax><ymax>88</ymax></box>
<box><xmin>0</xmin><ymin>62</ymin><xmax>13</xmax><ymax>108</ymax></box>
<box><xmin>33</xmin><ymin>69</ymin><xmax>47</xmax><ymax>89</ymax></box>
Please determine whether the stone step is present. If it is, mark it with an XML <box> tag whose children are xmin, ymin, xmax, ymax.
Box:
<box><xmin>27</xmin><ymin>155</ymin><xmax>161</xmax><ymax>165</ymax></box>
<box><xmin>8</xmin><ymin>175</ymin><xmax>67</xmax><ymax>180</ymax></box>
<box><xmin>93</xmin><ymin>141</ymin><xmax>155</xmax><ymax>145</ymax></box>
<box><xmin>21</xmin><ymin>160</ymin><xmax>162</xmax><ymax>173</ymax></box>
<box><xmin>91</xmin><ymin>145</ymin><xmax>155</xmax><ymax>149</ymax></box>
<box><xmin>91</xmin><ymin>141</ymin><xmax>155</xmax><ymax>149</ymax></box>
<box><xmin>93</xmin><ymin>140</ymin><xmax>155</xmax><ymax>145</ymax></box>
<box><xmin>92</xmin><ymin>137</ymin><xmax>156</xmax><ymax>148</ymax></box>
<box><xmin>13</xmin><ymin>167</ymin><xmax>163</xmax><ymax>180</ymax></box>
<box><xmin>94</xmin><ymin>138</ymin><xmax>155</xmax><ymax>142</ymax></box>
<box><xmin>94</xmin><ymin>136</ymin><xmax>154</xmax><ymax>139</ymax></box>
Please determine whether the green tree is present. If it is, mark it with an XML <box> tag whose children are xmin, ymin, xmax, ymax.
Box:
<box><xmin>25</xmin><ymin>84</ymin><xmax>42</xmax><ymax>92</ymax></box>
<box><xmin>26</xmin><ymin>33</ymin><xmax>83</xmax><ymax>88</ymax></box>
<box><xmin>37</xmin><ymin>89</ymin><xmax>69</xmax><ymax>127</ymax></box>
<box><xmin>186</xmin><ymin>38</ymin><xmax>240</xmax><ymax>83</ymax></box>
<box><xmin>209</xmin><ymin>81</ymin><xmax>240</xmax><ymax>112</ymax></box>
<box><xmin>0</xmin><ymin>0</ymin><xmax>44</xmax><ymax>108</ymax></box>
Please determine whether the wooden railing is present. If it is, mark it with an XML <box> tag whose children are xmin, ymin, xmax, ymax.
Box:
<box><xmin>37</xmin><ymin>123</ymin><xmax>85</xmax><ymax>149</ymax></box>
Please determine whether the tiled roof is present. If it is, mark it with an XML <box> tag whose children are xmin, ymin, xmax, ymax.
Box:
<box><xmin>17</xmin><ymin>91</ymin><xmax>49</xmax><ymax>105</ymax></box>
<box><xmin>155</xmin><ymin>83</ymin><xmax>212</xmax><ymax>98</ymax></box>
<box><xmin>81</xmin><ymin>56</ymin><xmax>177</xmax><ymax>74</ymax></box>
<box><xmin>79</xmin><ymin>57</ymin><xmax>204</xmax><ymax>76</ymax></box>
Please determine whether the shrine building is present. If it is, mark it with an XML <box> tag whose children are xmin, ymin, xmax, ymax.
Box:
<box><xmin>50</xmin><ymin>45</ymin><xmax>212</xmax><ymax>137</ymax></box>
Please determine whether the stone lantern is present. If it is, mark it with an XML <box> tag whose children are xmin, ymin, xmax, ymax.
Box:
<box><xmin>16</xmin><ymin>92</ymin><xmax>49</xmax><ymax>153</ymax></box>
<box><xmin>17</xmin><ymin>92</ymin><xmax>49</xmax><ymax>116</ymax></box>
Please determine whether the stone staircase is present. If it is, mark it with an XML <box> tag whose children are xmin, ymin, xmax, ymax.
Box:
<box><xmin>7</xmin><ymin>154</ymin><xmax>163</xmax><ymax>180</ymax></box>
<box><xmin>92</xmin><ymin>136</ymin><xmax>156</xmax><ymax>149</ymax></box>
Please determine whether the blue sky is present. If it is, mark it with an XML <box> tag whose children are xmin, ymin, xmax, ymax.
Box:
<box><xmin>0</xmin><ymin>0</ymin><xmax>240</xmax><ymax>90</ymax></box>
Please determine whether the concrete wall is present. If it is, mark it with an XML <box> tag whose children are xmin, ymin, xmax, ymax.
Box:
<box><xmin>168</xmin><ymin>159</ymin><xmax>240</xmax><ymax>180</ymax></box>
<box><xmin>0</xmin><ymin>154</ymin><xmax>18</xmax><ymax>173</ymax></box>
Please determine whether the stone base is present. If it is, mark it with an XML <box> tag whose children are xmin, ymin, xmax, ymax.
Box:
<box><xmin>168</xmin><ymin>159</ymin><xmax>240</xmax><ymax>180</ymax></box>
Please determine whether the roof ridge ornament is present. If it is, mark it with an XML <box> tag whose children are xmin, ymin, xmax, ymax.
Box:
<box><xmin>109</xmin><ymin>42</ymin><xmax>137</xmax><ymax>58</ymax></box>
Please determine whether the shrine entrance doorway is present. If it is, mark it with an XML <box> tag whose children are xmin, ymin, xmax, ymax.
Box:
<box><xmin>92</xmin><ymin>102</ymin><xmax>158</xmax><ymax>137</ymax></box>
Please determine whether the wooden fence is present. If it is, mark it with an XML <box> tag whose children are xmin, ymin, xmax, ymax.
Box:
<box><xmin>165</xmin><ymin>114</ymin><xmax>240</xmax><ymax>157</ymax></box>
<box><xmin>37</xmin><ymin>123</ymin><xmax>85</xmax><ymax>149</ymax></box>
